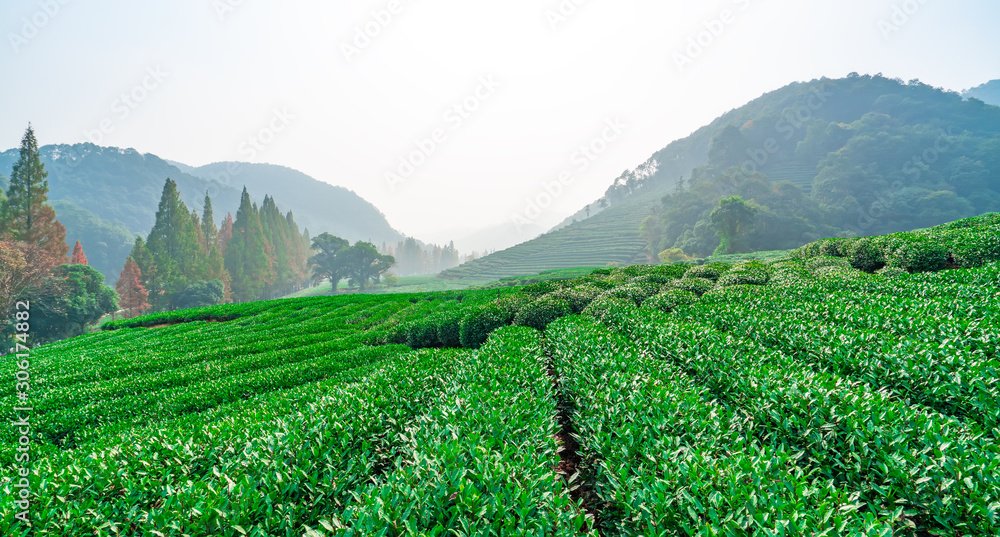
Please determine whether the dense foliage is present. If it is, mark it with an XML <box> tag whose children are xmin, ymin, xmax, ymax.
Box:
<box><xmin>641</xmin><ymin>75</ymin><xmax>1000</xmax><ymax>258</ymax></box>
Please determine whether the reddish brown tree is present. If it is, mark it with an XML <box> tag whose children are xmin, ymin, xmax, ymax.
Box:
<box><xmin>115</xmin><ymin>257</ymin><xmax>150</xmax><ymax>318</ymax></box>
<box><xmin>0</xmin><ymin>241</ymin><xmax>52</xmax><ymax>316</ymax></box>
<box><xmin>70</xmin><ymin>240</ymin><xmax>88</xmax><ymax>265</ymax></box>
<box><xmin>217</xmin><ymin>212</ymin><xmax>234</xmax><ymax>253</ymax></box>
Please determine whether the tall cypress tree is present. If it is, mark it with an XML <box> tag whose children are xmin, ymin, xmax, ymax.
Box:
<box><xmin>201</xmin><ymin>191</ymin><xmax>217</xmax><ymax>247</ymax></box>
<box><xmin>2</xmin><ymin>125</ymin><xmax>68</xmax><ymax>266</ymax></box>
<box><xmin>145</xmin><ymin>178</ymin><xmax>209</xmax><ymax>308</ymax></box>
<box><xmin>224</xmin><ymin>187</ymin><xmax>274</xmax><ymax>302</ymax></box>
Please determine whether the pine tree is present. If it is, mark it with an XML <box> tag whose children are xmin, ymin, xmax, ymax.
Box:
<box><xmin>70</xmin><ymin>240</ymin><xmax>88</xmax><ymax>265</ymax></box>
<box><xmin>224</xmin><ymin>188</ymin><xmax>275</xmax><ymax>302</ymax></box>
<box><xmin>201</xmin><ymin>192</ymin><xmax>217</xmax><ymax>247</ymax></box>
<box><xmin>1</xmin><ymin>125</ymin><xmax>68</xmax><ymax>267</ymax></box>
<box><xmin>145</xmin><ymin>178</ymin><xmax>210</xmax><ymax>308</ymax></box>
<box><xmin>116</xmin><ymin>257</ymin><xmax>150</xmax><ymax>318</ymax></box>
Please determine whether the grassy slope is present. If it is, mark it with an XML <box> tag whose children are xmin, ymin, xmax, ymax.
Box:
<box><xmin>440</xmin><ymin>182</ymin><xmax>669</xmax><ymax>281</ymax></box>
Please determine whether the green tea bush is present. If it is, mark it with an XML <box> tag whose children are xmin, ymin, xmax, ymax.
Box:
<box><xmin>876</xmin><ymin>265</ymin><xmax>907</xmax><ymax>278</ymax></box>
<box><xmin>667</xmin><ymin>276</ymin><xmax>715</xmax><ymax>296</ymax></box>
<box><xmin>641</xmin><ymin>289</ymin><xmax>698</xmax><ymax>314</ymax></box>
<box><xmin>806</xmin><ymin>256</ymin><xmax>850</xmax><ymax>273</ymax></box>
<box><xmin>598</xmin><ymin>282</ymin><xmax>660</xmax><ymax>305</ymax></box>
<box><xmin>716</xmin><ymin>261</ymin><xmax>771</xmax><ymax>287</ymax></box>
<box><xmin>885</xmin><ymin>234</ymin><xmax>948</xmax><ymax>272</ymax></box>
<box><xmin>459</xmin><ymin>304</ymin><xmax>510</xmax><ymax>349</ymax></box>
<box><xmin>847</xmin><ymin>237</ymin><xmax>885</xmax><ymax>272</ymax></box>
<box><xmin>494</xmin><ymin>294</ymin><xmax>534</xmax><ymax>317</ymax></box>
<box><xmin>513</xmin><ymin>297</ymin><xmax>572</xmax><ymax>330</ymax></box>
<box><xmin>683</xmin><ymin>264</ymin><xmax>724</xmax><ymax>281</ymax></box>
<box><xmin>406</xmin><ymin>320</ymin><xmax>440</xmax><ymax>349</ymax></box>
<box><xmin>520</xmin><ymin>280</ymin><xmax>564</xmax><ymax>298</ymax></box>
<box><xmin>582</xmin><ymin>295</ymin><xmax>633</xmax><ymax>323</ymax></box>
<box><xmin>435</xmin><ymin>310</ymin><xmax>465</xmax><ymax>348</ymax></box>
<box><xmin>545</xmin><ymin>285</ymin><xmax>602</xmax><ymax>314</ymax></box>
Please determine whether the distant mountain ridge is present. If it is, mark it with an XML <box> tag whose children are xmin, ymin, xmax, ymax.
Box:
<box><xmin>963</xmin><ymin>79</ymin><xmax>1000</xmax><ymax>106</ymax></box>
<box><xmin>0</xmin><ymin>144</ymin><xmax>405</xmax><ymax>283</ymax></box>
<box><xmin>446</xmin><ymin>74</ymin><xmax>1000</xmax><ymax>280</ymax></box>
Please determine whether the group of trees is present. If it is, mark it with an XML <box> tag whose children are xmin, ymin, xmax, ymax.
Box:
<box><xmin>310</xmin><ymin>233</ymin><xmax>395</xmax><ymax>291</ymax></box>
<box><xmin>125</xmin><ymin>180</ymin><xmax>313</xmax><ymax>312</ymax></box>
<box><xmin>1</xmin><ymin>126</ymin><xmax>117</xmax><ymax>343</ymax></box>
<box><xmin>383</xmin><ymin>237</ymin><xmax>460</xmax><ymax>276</ymax></box>
<box><xmin>641</xmin><ymin>75</ymin><xmax>1000</xmax><ymax>259</ymax></box>
<box><xmin>0</xmin><ymin>124</ymin><xmax>402</xmax><ymax>345</ymax></box>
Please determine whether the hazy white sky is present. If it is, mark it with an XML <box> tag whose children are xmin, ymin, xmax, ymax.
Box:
<box><xmin>2</xmin><ymin>0</ymin><xmax>998</xmax><ymax>243</ymax></box>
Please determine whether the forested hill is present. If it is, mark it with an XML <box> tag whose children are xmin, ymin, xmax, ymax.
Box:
<box><xmin>445</xmin><ymin>74</ymin><xmax>1000</xmax><ymax>279</ymax></box>
<box><xmin>171</xmin><ymin>161</ymin><xmax>403</xmax><ymax>247</ymax></box>
<box><xmin>0</xmin><ymin>144</ymin><xmax>404</xmax><ymax>283</ymax></box>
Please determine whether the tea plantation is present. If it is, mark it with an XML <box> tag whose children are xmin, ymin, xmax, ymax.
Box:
<box><xmin>2</xmin><ymin>214</ymin><xmax>1000</xmax><ymax>535</ymax></box>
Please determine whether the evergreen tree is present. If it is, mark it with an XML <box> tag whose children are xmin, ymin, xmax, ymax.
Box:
<box><xmin>70</xmin><ymin>240</ymin><xmax>88</xmax><ymax>265</ymax></box>
<box><xmin>116</xmin><ymin>257</ymin><xmax>150</xmax><ymax>318</ymax></box>
<box><xmin>145</xmin><ymin>178</ymin><xmax>209</xmax><ymax>308</ymax></box>
<box><xmin>1</xmin><ymin>124</ymin><xmax>68</xmax><ymax>267</ymax></box>
<box><xmin>224</xmin><ymin>188</ymin><xmax>274</xmax><ymax>302</ymax></box>
<box><xmin>201</xmin><ymin>192</ymin><xmax>217</xmax><ymax>247</ymax></box>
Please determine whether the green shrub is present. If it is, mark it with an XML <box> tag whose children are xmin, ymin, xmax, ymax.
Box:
<box><xmin>716</xmin><ymin>261</ymin><xmax>771</xmax><ymax>287</ymax></box>
<box><xmin>847</xmin><ymin>238</ymin><xmax>885</xmax><ymax>272</ymax></box>
<box><xmin>876</xmin><ymin>265</ymin><xmax>907</xmax><ymax>278</ymax></box>
<box><xmin>806</xmin><ymin>256</ymin><xmax>850</xmax><ymax>272</ymax></box>
<box><xmin>382</xmin><ymin>321</ymin><xmax>410</xmax><ymax>345</ymax></box>
<box><xmin>581</xmin><ymin>296</ymin><xmax>633</xmax><ymax>323</ymax></box>
<box><xmin>435</xmin><ymin>310</ymin><xmax>464</xmax><ymax>348</ymax></box>
<box><xmin>405</xmin><ymin>320</ymin><xmax>440</xmax><ymax>349</ymax></box>
<box><xmin>683</xmin><ymin>265</ymin><xmax>723</xmax><ymax>281</ymax></box>
<box><xmin>459</xmin><ymin>305</ymin><xmax>510</xmax><ymax>349</ymax></box>
<box><xmin>668</xmin><ymin>277</ymin><xmax>715</xmax><ymax>296</ymax></box>
<box><xmin>513</xmin><ymin>297</ymin><xmax>572</xmax><ymax>331</ymax></box>
<box><xmin>546</xmin><ymin>285</ymin><xmax>602</xmax><ymax>314</ymax></box>
<box><xmin>885</xmin><ymin>235</ymin><xmax>948</xmax><ymax>272</ymax></box>
<box><xmin>598</xmin><ymin>282</ymin><xmax>660</xmax><ymax>306</ymax></box>
<box><xmin>642</xmin><ymin>289</ymin><xmax>698</xmax><ymax>314</ymax></box>
<box><xmin>520</xmin><ymin>280</ymin><xmax>564</xmax><ymax>298</ymax></box>
<box><xmin>494</xmin><ymin>294</ymin><xmax>534</xmax><ymax>317</ymax></box>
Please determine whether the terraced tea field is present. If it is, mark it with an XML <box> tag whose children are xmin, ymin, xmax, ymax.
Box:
<box><xmin>2</xmin><ymin>213</ymin><xmax>1000</xmax><ymax>535</ymax></box>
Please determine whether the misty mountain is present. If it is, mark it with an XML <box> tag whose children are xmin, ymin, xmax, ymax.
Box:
<box><xmin>171</xmin><ymin>161</ymin><xmax>403</xmax><ymax>246</ymax></box>
<box><xmin>0</xmin><ymin>144</ymin><xmax>404</xmax><ymax>284</ymax></box>
<box><xmin>964</xmin><ymin>79</ymin><xmax>1000</xmax><ymax>106</ymax></box>
<box><xmin>447</xmin><ymin>74</ymin><xmax>1000</xmax><ymax>279</ymax></box>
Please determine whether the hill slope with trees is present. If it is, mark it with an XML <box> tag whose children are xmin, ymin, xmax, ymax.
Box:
<box><xmin>0</xmin><ymin>145</ymin><xmax>405</xmax><ymax>284</ymax></box>
<box><xmin>444</xmin><ymin>74</ymin><xmax>1000</xmax><ymax>280</ymax></box>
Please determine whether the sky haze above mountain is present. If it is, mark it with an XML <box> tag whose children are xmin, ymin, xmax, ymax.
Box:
<box><xmin>2</xmin><ymin>0</ymin><xmax>998</xmax><ymax>243</ymax></box>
